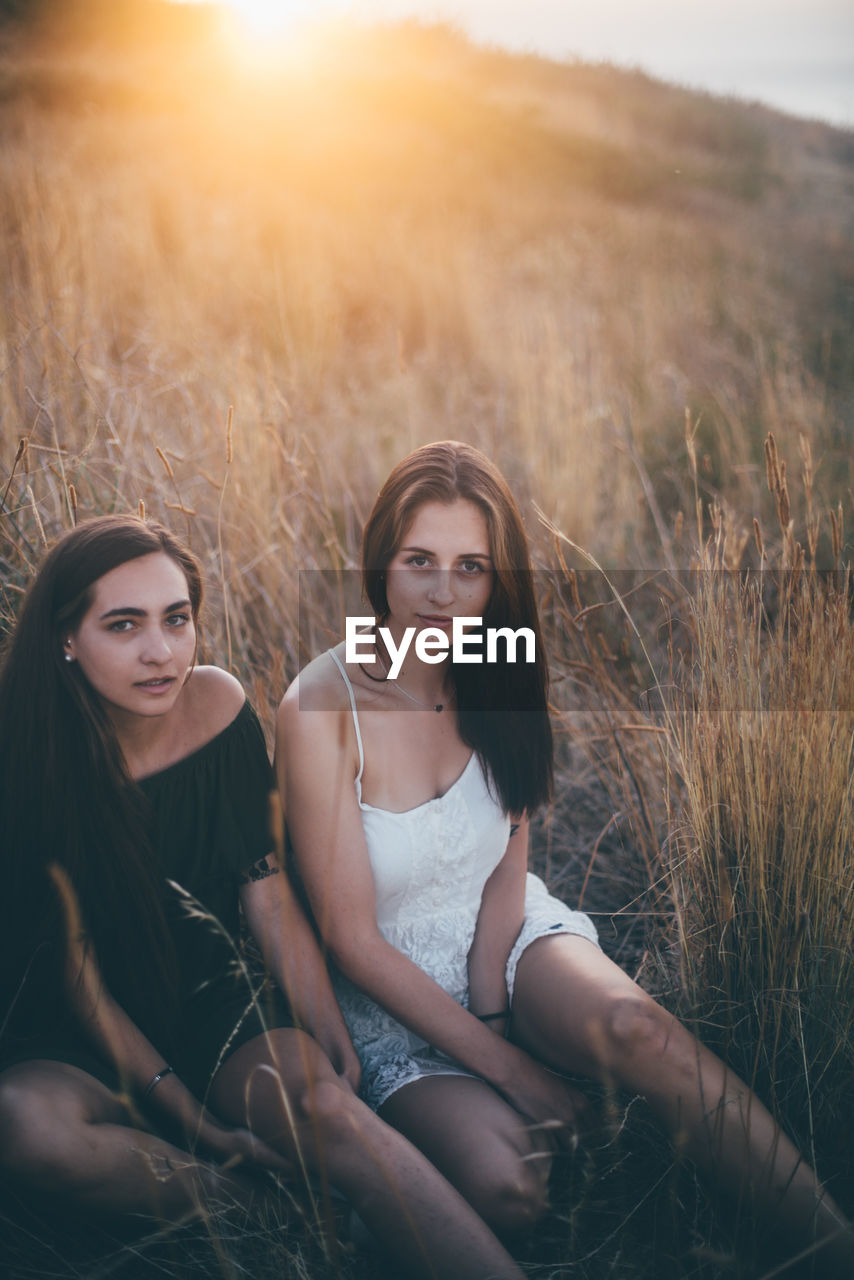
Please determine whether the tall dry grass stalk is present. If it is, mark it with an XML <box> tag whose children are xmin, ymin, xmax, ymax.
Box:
<box><xmin>532</xmin><ymin>433</ymin><xmax>854</xmax><ymax>1240</ymax></box>
<box><xmin>535</xmin><ymin>545</ymin><xmax>676</xmax><ymax>979</ymax></box>
<box><xmin>667</xmin><ymin>439</ymin><xmax>853</xmax><ymax>1193</ymax></box>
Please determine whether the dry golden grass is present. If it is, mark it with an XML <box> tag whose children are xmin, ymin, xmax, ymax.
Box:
<box><xmin>1</xmin><ymin>10</ymin><xmax>853</xmax><ymax>1277</ymax></box>
<box><xmin>2</xmin><ymin>17</ymin><xmax>851</xmax><ymax>618</ymax></box>
<box><xmin>664</xmin><ymin>439</ymin><xmax>854</xmax><ymax>1191</ymax></box>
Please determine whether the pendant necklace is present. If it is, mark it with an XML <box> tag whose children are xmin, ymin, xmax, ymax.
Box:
<box><xmin>360</xmin><ymin>647</ymin><xmax>455</xmax><ymax>713</ymax></box>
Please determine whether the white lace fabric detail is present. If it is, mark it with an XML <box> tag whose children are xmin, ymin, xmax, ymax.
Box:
<box><xmin>507</xmin><ymin>872</ymin><xmax>600</xmax><ymax>1000</ymax></box>
<box><xmin>333</xmin><ymin>753</ymin><xmax>600</xmax><ymax>1110</ymax></box>
<box><xmin>326</xmin><ymin>651</ymin><xmax>600</xmax><ymax>1111</ymax></box>
<box><xmin>333</xmin><ymin>759</ymin><xmax>504</xmax><ymax>1109</ymax></box>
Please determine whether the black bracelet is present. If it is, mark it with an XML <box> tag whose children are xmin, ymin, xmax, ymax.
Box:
<box><xmin>142</xmin><ymin>1065</ymin><xmax>174</xmax><ymax>1101</ymax></box>
<box><xmin>476</xmin><ymin>1010</ymin><xmax>510</xmax><ymax>1023</ymax></box>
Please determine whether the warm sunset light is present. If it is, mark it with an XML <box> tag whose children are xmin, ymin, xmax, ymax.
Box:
<box><xmin>223</xmin><ymin>0</ymin><xmax>306</xmax><ymax>39</ymax></box>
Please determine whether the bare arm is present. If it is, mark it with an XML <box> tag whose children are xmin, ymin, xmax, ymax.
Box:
<box><xmin>239</xmin><ymin>856</ymin><xmax>361</xmax><ymax>1091</ymax></box>
<box><xmin>466</xmin><ymin>817</ymin><xmax>529</xmax><ymax>1037</ymax></box>
<box><xmin>53</xmin><ymin>865</ymin><xmax>289</xmax><ymax>1172</ymax></box>
<box><xmin>276</xmin><ymin>677</ymin><xmax>585</xmax><ymax>1142</ymax></box>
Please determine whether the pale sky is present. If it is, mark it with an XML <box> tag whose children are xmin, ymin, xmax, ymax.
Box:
<box><xmin>198</xmin><ymin>1</ymin><xmax>854</xmax><ymax>126</ymax></box>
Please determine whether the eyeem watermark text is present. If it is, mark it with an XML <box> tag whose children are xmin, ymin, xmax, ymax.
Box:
<box><xmin>346</xmin><ymin>616</ymin><xmax>535</xmax><ymax>677</ymax></box>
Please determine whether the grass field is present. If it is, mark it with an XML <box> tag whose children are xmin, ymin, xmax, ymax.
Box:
<box><xmin>1</xmin><ymin>4</ymin><xmax>853</xmax><ymax>1276</ymax></box>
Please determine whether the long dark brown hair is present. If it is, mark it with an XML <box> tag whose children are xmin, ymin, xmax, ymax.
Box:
<box><xmin>362</xmin><ymin>441</ymin><xmax>552</xmax><ymax>815</ymax></box>
<box><xmin>0</xmin><ymin>515</ymin><xmax>203</xmax><ymax>1051</ymax></box>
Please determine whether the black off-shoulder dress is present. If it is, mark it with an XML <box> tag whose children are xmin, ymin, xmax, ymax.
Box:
<box><xmin>0</xmin><ymin>700</ymin><xmax>293</xmax><ymax>1099</ymax></box>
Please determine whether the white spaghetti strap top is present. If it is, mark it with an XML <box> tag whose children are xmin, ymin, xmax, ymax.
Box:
<box><xmin>327</xmin><ymin>648</ymin><xmax>365</xmax><ymax>791</ymax></box>
<box><xmin>322</xmin><ymin>644</ymin><xmax>598</xmax><ymax>1113</ymax></box>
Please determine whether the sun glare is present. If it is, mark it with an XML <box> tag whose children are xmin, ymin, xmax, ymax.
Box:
<box><xmin>225</xmin><ymin>1</ymin><xmax>303</xmax><ymax>40</ymax></box>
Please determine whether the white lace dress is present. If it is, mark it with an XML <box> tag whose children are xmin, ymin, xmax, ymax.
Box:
<box><xmin>328</xmin><ymin>650</ymin><xmax>600</xmax><ymax>1111</ymax></box>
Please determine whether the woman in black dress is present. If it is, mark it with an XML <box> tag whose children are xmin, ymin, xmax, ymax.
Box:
<box><xmin>0</xmin><ymin>514</ymin><xmax>523</xmax><ymax>1280</ymax></box>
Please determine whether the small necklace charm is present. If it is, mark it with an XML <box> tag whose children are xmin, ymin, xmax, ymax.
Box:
<box><xmin>360</xmin><ymin>648</ymin><xmax>454</xmax><ymax>712</ymax></box>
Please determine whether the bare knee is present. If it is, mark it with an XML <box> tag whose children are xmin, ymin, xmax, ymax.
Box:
<box><xmin>593</xmin><ymin>996</ymin><xmax>673</xmax><ymax>1075</ymax></box>
<box><xmin>295</xmin><ymin>1077</ymin><xmax>359</xmax><ymax>1135</ymax></box>
<box><xmin>0</xmin><ymin>1072</ymin><xmax>75</xmax><ymax>1185</ymax></box>
<box><xmin>488</xmin><ymin>1166</ymin><xmax>550</xmax><ymax>1235</ymax></box>
<box><xmin>468</xmin><ymin>1149</ymin><xmax>550</xmax><ymax>1235</ymax></box>
<box><xmin>452</xmin><ymin>1128</ymin><xmax>552</xmax><ymax>1235</ymax></box>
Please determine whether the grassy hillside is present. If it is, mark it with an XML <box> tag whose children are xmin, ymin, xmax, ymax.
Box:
<box><xmin>1</xmin><ymin>8</ymin><xmax>852</xmax><ymax>1278</ymax></box>
<box><xmin>2</xmin><ymin>12</ymin><xmax>852</xmax><ymax>599</ymax></box>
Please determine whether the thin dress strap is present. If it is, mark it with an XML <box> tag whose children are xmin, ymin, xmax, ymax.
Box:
<box><xmin>327</xmin><ymin>648</ymin><xmax>365</xmax><ymax>790</ymax></box>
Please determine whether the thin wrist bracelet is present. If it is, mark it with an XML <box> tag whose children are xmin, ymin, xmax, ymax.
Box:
<box><xmin>142</xmin><ymin>1065</ymin><xmax>174</xmax><ymax>1101</ymax></box>
<box><xmin>477</xmin><ymin>1009</ymin><xmax>510</xmax><ymax>1022</ymax></box>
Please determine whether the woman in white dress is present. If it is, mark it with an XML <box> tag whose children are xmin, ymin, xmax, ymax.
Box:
<box><xmin>277</xmin><ymin>440</ymin><xmax>852</xmax><ymax>1271</ymax></box>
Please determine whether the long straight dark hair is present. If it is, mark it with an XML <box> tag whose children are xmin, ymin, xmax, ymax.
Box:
<box><xmin>0</xmin><ymin>515</ymin><xmax>203</xmax><ymax>1049</ymax></box>
<box><xmin>362</xmin><ymin>441</ymin><xmax>552</xmax><ymax>816</ymax></box>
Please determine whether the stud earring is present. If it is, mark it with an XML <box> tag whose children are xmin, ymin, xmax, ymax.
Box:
<box><xmin>64</xmin><ymin>652</ymin><xmax>73</xmax><ymax>662</ymax></box>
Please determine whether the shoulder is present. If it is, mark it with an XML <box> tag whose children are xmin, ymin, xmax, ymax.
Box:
<box><xmin>183</xmin><ymin>665</ymin><xmax>247</xmax><ymax>742</ymax></box>
<box><xmin>276</xmin><ymin>648</ymin><xmax>358</xmax><ymax>766</ymax></box>
<box><xmin>278</xmin><ymin>647</ymin><xmax>350</xmax><ymax>720</ymax></box>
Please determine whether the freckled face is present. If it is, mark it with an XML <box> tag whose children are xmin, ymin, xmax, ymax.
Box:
<box><xmin>64</xmin><ymin>552</ymin><xmax>196</xmax><ymax>725</ymax></box>
<box><xmin>385</xmin><ymin>499</ymin><xmax>494</xmax><ymax>634</ymax></box>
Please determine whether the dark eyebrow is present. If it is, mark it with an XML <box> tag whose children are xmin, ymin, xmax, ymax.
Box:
<box><xmin>99</xmin><ymin>599</ymin><xmax>190</xmax><ymax>621</ymax></box>
<box><xmin>399</xmin><ymin>545</ymin><xmax>492</xmax><ymax>561</ymax></box>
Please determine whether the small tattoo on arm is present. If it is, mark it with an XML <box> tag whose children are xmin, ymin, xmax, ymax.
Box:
<box><xmin>238</xmin><ymin>857</ymin><xmax>280</xmax><ymax>885</ymax></box>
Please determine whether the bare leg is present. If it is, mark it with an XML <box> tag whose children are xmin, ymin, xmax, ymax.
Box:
<box><xmin>0</xmin><ymin>1061</ymin><xmax>246</xmax><ymax>1220</ymax></box>
<box><xmin>209</xmin><ymin>1029</ymin><xmax>526</xmax><ymax>1280</ymax></box>
<box><xmin>379</xmin><ymin>1074</ymin><xmax>555</xmax><ymax>1235</ymax></box>
<box><xmin>510</xmin><ymin>935</ymin><xmax>854</xmax><ymax>1275</ymax></box>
